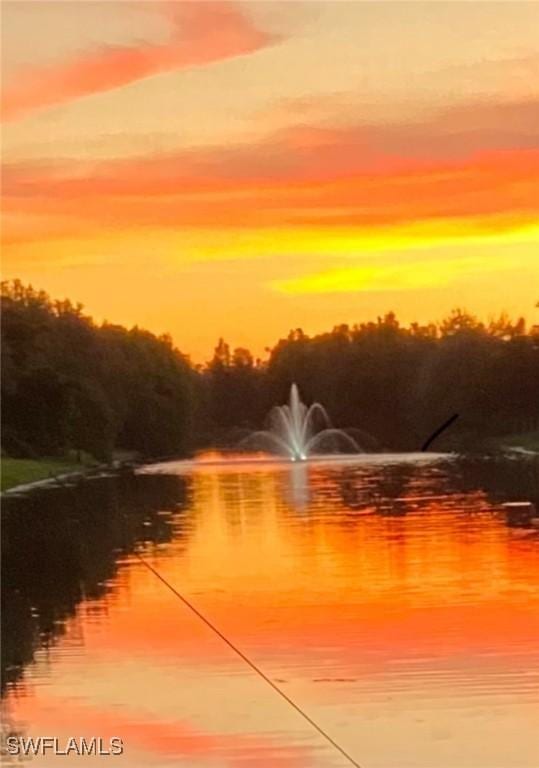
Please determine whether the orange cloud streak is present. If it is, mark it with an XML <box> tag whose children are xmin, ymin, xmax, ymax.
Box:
<box><xmin>1</xmin><ymin>2</ymin><xmax>279</xmax><ymax>122</ymax></box>
<box><xmin>3</xmin><ymin>97</ymin><xmax>538</xmax><ymax>258</ymax></box>
<box><xmin>2</xmin><ymin>149</ymin><xmax>538</xmax><ymax>243</ymax></box>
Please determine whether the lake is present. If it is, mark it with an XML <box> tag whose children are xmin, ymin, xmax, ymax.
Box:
<box><xmin>2</xmin><ymin>453</ymin><xmax>538</xmax><ymax>767</ymax></box>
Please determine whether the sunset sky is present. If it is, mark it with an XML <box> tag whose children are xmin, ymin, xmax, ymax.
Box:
<box><xmin>2</xmin><ymin>1</ymin><xmax>539</xmax><ymax>361</ymax></box>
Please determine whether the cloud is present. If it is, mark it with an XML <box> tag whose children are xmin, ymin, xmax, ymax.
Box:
<box><xmin>4</xmin><ymin>95</ymin><xmax>539</xmax><ymax>190</ymax></box>
<box><xmin>272</xmin><ymin>251</ymin><xmax>527</xmax><ymax>296</ymax></box>
<box><xmin>1</xmin><ymin>2</ymin><xmax>280</xmax><ymax>122</ymax></box>
<box><xmin>2</xmin><ymin>97</ymin><xmax>539</xmax><ymax>256</ymax></box>
<box><xmin>3</xmin><ymin>146</ymin><xmax>538</xmax><ymax>243</ymax></box>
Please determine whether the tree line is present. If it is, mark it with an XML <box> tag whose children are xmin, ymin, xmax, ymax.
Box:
<box><xmin>1</xmin><ymin>281</ymin><xmax>196</xmax><ymax>460</ymax></box>
<box><xmin>2</xmin><ymin>280</ymin><xmax>538</xmax><ymax>460</ymax></box>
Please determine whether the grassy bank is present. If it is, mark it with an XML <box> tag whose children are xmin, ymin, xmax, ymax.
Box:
<box><xmin>479</xmin><ymin>431</ymin><xmax>539</xmax><ymax>453</ymax></box>
<box><xmin>1</xmin><ymin>457</ymin><xmax>96</xmax><ymax>492</ymax></box>
<box><xmin>499</xmin><ymin>431</ymin><xmax>539</xmax><ymax>452</ymax></box>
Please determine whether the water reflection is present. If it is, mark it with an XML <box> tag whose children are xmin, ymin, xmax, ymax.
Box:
<box><xmin>286</xmin><ymin>462</ymin><xmax>310</xmax><ymax>510</ymax></box>
<box><xmin>2</xmin><ymin>455</ymin><xmax>538</xmax><ymax>768</ymax></box>
<box><xmin>453</xmin><ymin>454</ymin><xmax>539</xmax><ymax>521</ymax></box>
<box><xmin>2</xmin><ymin>472</ymin><xmax>187</xmax><ymax>692</ymax></box>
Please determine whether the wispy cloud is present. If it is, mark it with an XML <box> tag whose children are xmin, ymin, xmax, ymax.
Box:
<box><xmin>272</xmin><ymin>251</ymin><xmax>528</xmax><ymax>296</ymax></box>
<box><xmin>2</xmin><ymin>96</ymin><xmax>538</xmax><ymax>265</ymax></box>
<box><xmin>3</xmin><ymin>148</ymin><xmax>538</xmax><ymax>242</ymax></box>
<box><xmin>4</xmin><ymin>95</ymin><xmax>539</xmax><ymax>190</ymax></box>
<box><xmin>1</xmin><ymin>2</ymin><xmax>279</xmax><ymax>122</ymax></box>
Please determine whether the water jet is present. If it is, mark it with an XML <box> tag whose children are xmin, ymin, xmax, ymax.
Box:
<box><xmin>240</xmin><ymin>384</ymin><xmax>362</xmax><ymax>460</ymax></box>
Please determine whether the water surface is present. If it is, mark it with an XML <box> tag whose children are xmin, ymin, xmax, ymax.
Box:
<box><xmin>2</xmin><ymin>454</ymin><xmax>539</xmax><ymax>767</ymax></box>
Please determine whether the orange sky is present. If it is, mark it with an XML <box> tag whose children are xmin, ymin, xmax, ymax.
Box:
<box><xmin>2</xmin><ymin>1</ymin><xmax>539</xmax><ymax>361</ymax></box>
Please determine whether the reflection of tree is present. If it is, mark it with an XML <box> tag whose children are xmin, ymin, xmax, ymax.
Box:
<box><xmin>337</xmin><ymin>464</ymin><xmax>416</xmax><ymax>514</ymax></box>
<box><xmin>1</xmin><ymin>473</ymin><xmax>188</xmax><ymax>693</ymax></box>
<box><xmin>375</xmin><ymin>465</ymin><xmax>417</xmax><ymax>516</ymax></box>
<box><xmin>338</xmin><ymin>470</ymin><xmax>366</xmax><ymax>510</ymax></box>
<box><xmin>336</xmin><ymin>456</ymin><xmax>539</xmax><ymax>529</ymax></box>
<box><xmin>450</xmin><ymin>456</ymin><xmax>539</xmax><ymax>526</ymax></box>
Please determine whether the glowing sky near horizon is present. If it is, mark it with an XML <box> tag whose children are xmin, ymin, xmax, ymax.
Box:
<box><xmin>2</xmin><ymin>1</ymin><xmax>539</xmax><ymax>360</ymax></box>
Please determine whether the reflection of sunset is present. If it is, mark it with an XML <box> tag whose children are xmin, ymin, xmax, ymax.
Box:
<box><xmin>5</xmin><ymin>461</ymin><xmax>538</xmax><ymax>767</ymax></box>
<box><xmin>5</xmin><ymin>693</ymin><xmax>313</xmax><ymax>768</ymax></box>
<box><xmin>88</xmin><ymin>468</ymin><xmax>539</xmax><ymax>663</ymax></box>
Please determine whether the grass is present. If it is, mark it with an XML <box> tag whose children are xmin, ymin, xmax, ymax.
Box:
<box><xmin>1</xmin><ymin>456</ymin><xmax>97</xmax><ymax>492</ymax></box>
<box><xmin>479</xmin><ymin>430</ymin><xmax>539</xmax><ymax>453</ymax></box>
<box><xmin>498</xmin><ymin>431</ymin><xmax>539</xmax><ymax>452</ymax></box>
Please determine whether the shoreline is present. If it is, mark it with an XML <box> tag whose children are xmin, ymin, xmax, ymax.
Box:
<box><xmin>3</xmin><ymin>442</ymin><xmax>538</xmax><ymax>496</ymax></box>
<box><xmin>1</xmin><ymin>458</ymin><xmax>139</xmax><ymax>496</ymax></box>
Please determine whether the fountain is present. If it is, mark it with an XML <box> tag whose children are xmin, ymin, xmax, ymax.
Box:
<box><xmin>241</xmin><ymin>383</ymin><xmax>362</xmax><ymax>461</ymax></box>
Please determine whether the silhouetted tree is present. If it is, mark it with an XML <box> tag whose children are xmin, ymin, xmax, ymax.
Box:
<box><xmin>2</xmin><ymin>281</ymin><xmax>538</xmax><ymax>457</ymax></box>
<box><xmin>1</xmin><ymin>281</ymin><xmax>198</xmax><ymax>460</ymax></box>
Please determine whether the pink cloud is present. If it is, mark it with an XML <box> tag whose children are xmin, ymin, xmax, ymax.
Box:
<box><xmin>2</xmin><ymin>97</ymin><xmax>538</xmax><ymax>245</ymax></box>
<box><xmin>1</xmin><ymin>2</ymin><xmax>280</xmax><ymax>122</ymax></box>
<box><xmin>3</xmin><ymin>149</ymin><xmax>538</xmax><ymax>239</ymax></box>
<box><xmin>4</xmin><ymin>97</ymin><xmax>539</xmax><ymax>196</ymax></box>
